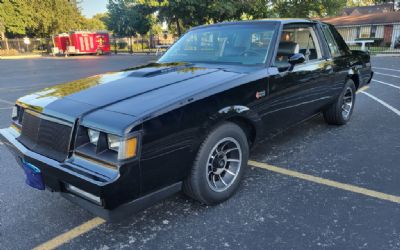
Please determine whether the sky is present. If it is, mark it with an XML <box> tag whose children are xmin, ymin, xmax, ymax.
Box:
<box><xmin>80</xmin><ymin>0</ymin><xmax>108</xmax><ymax>18</ymax></box>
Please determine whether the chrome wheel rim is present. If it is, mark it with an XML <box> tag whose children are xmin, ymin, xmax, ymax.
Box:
<box><xmin>342</xmin><ymin>87</ymin><xmax>353</xmax><ymax>119</ymax></box>
<box><xmin>206</xmin><ymin>137</ymin><xmax>242</xmax><ymax>192</ymax></box>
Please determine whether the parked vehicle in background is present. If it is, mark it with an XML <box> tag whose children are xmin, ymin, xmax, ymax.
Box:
<box><xmin>53</xmin><ymin>31</ymin><xmax>111</xmax><ymax>56</ymax></box>
<box><xmin>395</xmin><ymin>36</ymin><xmax>400</xmax><ymax>49</ymax></box>
<box><xmin>0</xmin><ymin>19</ymin><xmax>373</xmax><ymax>220</ymax></box>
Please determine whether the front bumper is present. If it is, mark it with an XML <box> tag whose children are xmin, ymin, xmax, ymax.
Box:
<box><xmin>0</xmin><ymin>127</ymin><xmax>179</xmax><ymax>220</ymax></box>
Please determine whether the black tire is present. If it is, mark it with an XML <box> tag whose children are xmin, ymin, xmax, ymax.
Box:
<box><xmin>323</xmin><ymin>79</ymin><xmax>356</xmax><ymax>125</ymax></box>
<box><xmin>183</xmin><ymin>122</ymin><xmax>249</xmax><ymax>205</ymax></box>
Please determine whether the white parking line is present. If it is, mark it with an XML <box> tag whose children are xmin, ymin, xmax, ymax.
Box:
<box><xmin>0</xmin><ymin>107</ymin><xmax>13</xmax><ymax>110</ymax></box>
<box><xmin>375</xmin><ymin>72</ymin><xmax>400</xmax><ymax>79</ymax></box>
<box><xmin>373</xmin><ymin>67</ymin><xmax>400</xmax><ymax>72</ymax></box>
<box><xmin>360</xmin><ymin>91</ymin><xmax>400</xmax><ymax>116</ymax></box>
<box><xmin>372</xmin><ymin>79</ymin><xmax>400</xmax><ymax>90</ymax></box>
<box><xmin>0</xmin><ymin>99</ymin><xmax>14</xmax><ymax>105</ymax></box>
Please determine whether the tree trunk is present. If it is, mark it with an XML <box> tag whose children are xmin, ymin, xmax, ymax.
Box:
<box><xmin>176</xmin><ymin>19</ymin><xmax>182</xmax><ymax>37</ymax></box>
<box><xmin>129</xmin><ymin>36</ymin><xmax>133</xmax><ymax>54</ymax></box>
<box><xmin>1</xmin><ymin>32</ymin><xmax>9</xmax><ymax>50</ymax></box>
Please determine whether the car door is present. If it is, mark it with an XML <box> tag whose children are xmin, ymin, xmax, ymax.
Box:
<box><xmin>320</xmin><ymin>24</ymin><xmax>354</xmax><ymax>94</ymax></box>
<box><xmin>261</xmin><ymin>23</ymin><xmax>334</xmax><ymax>133</ymax></box>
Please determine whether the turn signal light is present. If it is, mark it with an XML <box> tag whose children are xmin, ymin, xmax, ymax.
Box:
<box><xmin>118</xmin><ymin>137</ymin><xmax>137</xmax><ymax>160</ymax></box>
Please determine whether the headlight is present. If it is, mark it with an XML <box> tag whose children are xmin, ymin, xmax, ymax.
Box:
<box><xmin>108</xmin><ymin>134</ymin><xmax>137</xmax><ymax>160</ymax></box>
<box><xmin>79</xmin><ymin>127</ymin><xmax>139</xmax><ymax>163</ymax></box>
<box><xmin>88</xmin><ymin>129</ymin><xmax>100</xmax><ymax>145</ymax></box>
<box><xmin>107</xmin><ymin>134</ymin><xmax>120</xmax><ymax>152</ymax></box>
<box><xmin>11</xmin><ymin>106</ymin><xmax>18</xmax><ymax>120</ymax></box>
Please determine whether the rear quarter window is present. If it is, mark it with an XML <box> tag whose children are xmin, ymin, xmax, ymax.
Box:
<box><xmin>327</xmin><ymin>24</ymin><xmax>350</xmax><ymax>56</ymax></box>
<box><xmin>321</xmin><ymin>25</ymin><xmax>341</xmax><ymax>57</ymax></box>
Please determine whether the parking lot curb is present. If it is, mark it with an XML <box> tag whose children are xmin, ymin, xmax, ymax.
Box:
<box><xmin>0</xmin><ymin>54</ymin><xmax>42</xmax><ymax>60</ymax></box>
<box><xmin>375</xmin><ymin>54</ymin><xmax>400</xmax><ymax>57</ymax></box>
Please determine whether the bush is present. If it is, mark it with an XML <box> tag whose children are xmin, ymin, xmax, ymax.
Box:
<box><xmin>0</xmin><ymin>49</ymin><xmax>19</xmax><ymax>56</ymax></box>
<box><xmin>117</xmin><ymin>41</ymin><xmax>128</xmax><ymax>49</ymax></box>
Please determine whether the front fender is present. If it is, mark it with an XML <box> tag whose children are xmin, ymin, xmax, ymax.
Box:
<box><xmin>196</xmin><ymin>105</ymin><xmax>264</xmax><ymax>146</ymax></box>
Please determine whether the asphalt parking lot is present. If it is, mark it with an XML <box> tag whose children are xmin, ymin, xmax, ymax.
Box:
<box><xmin>0</xmin><ymin>55</ymin><xmax>399</xmax><ymax>250</ymax></box>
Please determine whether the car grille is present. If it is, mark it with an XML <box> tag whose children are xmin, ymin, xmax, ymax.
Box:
<box><xmin>18</xmin><ymin>110</ymin><xmax>73</xmax><ymax>162</ymax></box>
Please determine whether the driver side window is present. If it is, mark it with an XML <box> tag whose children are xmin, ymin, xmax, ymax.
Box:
<box><xmin>275</xmin><ymin>24</ymin><xmax>323</xmax><ymax>66</ymax></box>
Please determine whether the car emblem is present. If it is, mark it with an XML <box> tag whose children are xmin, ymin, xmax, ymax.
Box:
<box><xmin>256</xmin><ymin>90</ymin><xmax>266</xmax><ymax>99</ymax></box>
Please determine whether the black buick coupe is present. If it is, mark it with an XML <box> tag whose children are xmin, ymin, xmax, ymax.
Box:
<box><xmin>0</xmin><ymin>19</ymin><xmax>373</xmax><ymax>220</ymax></box>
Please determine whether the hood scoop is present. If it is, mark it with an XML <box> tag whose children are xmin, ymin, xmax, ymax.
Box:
<box><xmin>128</xmin><ymin>63</ymin><xmax>196</xmax><ymax>78</ymax></box>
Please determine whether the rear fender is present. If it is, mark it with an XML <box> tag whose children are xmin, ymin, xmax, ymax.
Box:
<box><xmin>347</xmin><ymin>68</ymin><xmax>361</xmax><ymax>89</ymax></box>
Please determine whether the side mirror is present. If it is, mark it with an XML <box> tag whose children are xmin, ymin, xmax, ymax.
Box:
<box><xmin>288</xmin><ymin>53</ymin><xmax>305</xmax><ymax>65</ymax></box>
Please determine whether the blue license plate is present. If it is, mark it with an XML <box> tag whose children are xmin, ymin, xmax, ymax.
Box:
<box><xmin>21</xmin><ymin>160</ymin><xmax>45</xmax><ymax>190</ymax></box>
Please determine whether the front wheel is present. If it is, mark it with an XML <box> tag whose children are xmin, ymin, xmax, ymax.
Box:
<box><xmin>323</xmin><ymin>79</ymin><xmax>356</xmax><ymax>125</ymax></box>
<box><xmin>183</xmin><ymin>122</ymin><xmax>249</xmax><ymax>205</ymax></box>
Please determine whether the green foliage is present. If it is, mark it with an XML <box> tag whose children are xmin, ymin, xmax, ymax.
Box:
<box><xmin>106</xmin><ymin>0</ymin><xmax>155</xmax><ymax>37</ymax></box>
<box><xmin>27</xmin><ymin>0</ymin><xmax>86</xmax><ymax>37</ymax></box>
<box><xmin>0</xmin><ymin>0</ymin><xmax>89</xmax><ymax>38</ymax></box>
<box><xmin>0</xmin><ymin>0</ymin><xmax>31</xmax><ymax>36</ymax></box>
<box><xmin>150</xmin><ymin>23</ymin><xmax>164</xmax><ymax>35</ymax></box>
<box><xmin>158</xmin><ymin>0</ymin><xmax>248</xmax><ymax>36</ymax></box>
<box><xmin>156</xmin><ymin>0</ymin><xmax>347</xmax><ymax>35</ymax></box>
<box><xmin>84</xmin><ymin>13</ymin><xmax>108</xmax><ymax>31</ymax></box>
<box><xmin>241</xmin><ymin>0</ymin><xmax>275</xmax><ymax>19</ymax></box>
<box><xmin>2</xmin><ymin>0</ymin><xmax>387</xmax><ymax>40</ymax></box>
<box><xmin>0</xmin><ymin>0</ymin><xmax>113</xmax><ymax>38</ymax></box>
<box><xmin>272</xmin><ymin>0</ymin><xmax>347</xmax><ymax>18</ymax></box>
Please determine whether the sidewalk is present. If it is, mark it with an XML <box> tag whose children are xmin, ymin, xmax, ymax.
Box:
<box><xmin>0</xmin><ymin>54</ymin><xmax>42</xmax><ymax>60</ymax></box>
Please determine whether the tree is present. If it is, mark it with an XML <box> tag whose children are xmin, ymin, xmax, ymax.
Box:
<box><xmin>107</xmin><ymin>0</ymin><xmax>155</xmax><ymax>37</ymax></box>
<box><xmin>0</xmin><ymin>0</ymin><xmax>87</xmax><ymax>39</ymax></box>
<box><xmin>241</xmin><ymin>0</ymin><xmax>275</xmax><ymax>19</ymax></box>
<box><xmin>0</xmin><ymin>0</ymin><xmax>31</xmax><ymax>37</ymax></box>
<box><xmin>84</xmin><ymin>13</ymin><xmax>108</xmax><ymax>31</ymax></box>
<box><xmin>27</xmin><ymin>0</ymin><xmax>86</xmax><ymax>37</ymax></box>
<box><xmin>271</xmin><ymin>0</ymin><xmax>347</xmax><ymax>18</ymax></box>
<box><xmin>158</xmin><ymin>0</ymin><xmax>248</xmax><ymax>36</ymax></box>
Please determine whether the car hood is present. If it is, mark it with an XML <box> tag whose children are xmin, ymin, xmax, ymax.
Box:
<box><xmin>17</xmin><ymin>62</ymin><xmax>246</xmax><ymax>131</ymax></box>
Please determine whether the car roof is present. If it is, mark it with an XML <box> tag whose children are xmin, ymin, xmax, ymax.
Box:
<box><xmin>191</xmin><ymin>19</ymin><xmax>320</xmax><ymax>30</ymax></box>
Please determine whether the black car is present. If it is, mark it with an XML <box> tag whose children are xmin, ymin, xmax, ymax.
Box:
<box><xmin>0</xmin><ymin>19</ymin><xmax>373</xmax><ymax>220</ymax></box>
<box><xmin>394</xmin><ymin>36</ymin><xmax>400</xmax><ymax>49</ymax></box>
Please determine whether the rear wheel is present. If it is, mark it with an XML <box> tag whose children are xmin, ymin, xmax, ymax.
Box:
<box><xmin>183</xmin><ymin>122</ymin><xmax>249</xmax><ymax>205</ymax></box>
<box><xmin>323</xmin><ymin>79</ymin><xmax>356</xmax><ymax>125</ymax></box>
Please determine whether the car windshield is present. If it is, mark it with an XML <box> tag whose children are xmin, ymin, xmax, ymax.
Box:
<box><xmin>158</xmin><ymin>24</ymin><xmax>276</xmax><ymax>65</ymax></box>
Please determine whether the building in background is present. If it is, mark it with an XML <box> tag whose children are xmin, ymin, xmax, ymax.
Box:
<box><xmin>340</xmin><ymin>3</ymin><xmax>395</xmax><ymax>16</ymax></box>
<box><xmin>321</xmin><ymin>3</ymin><xmax>400</xmax><ymax>48</ymax></box>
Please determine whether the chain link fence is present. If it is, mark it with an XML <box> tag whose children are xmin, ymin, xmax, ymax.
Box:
<box><xmin>0</xmin><ymin>38</ymin><xmax>52</xmax><ymax>56</ymax></box>
<box><xmin>0</xmin><ymin>35</ymin><xmax>176</xmax><ymax>56</ymax></box>
<box><xmin>110</xmin><ymin>35</ymin><xmax>176</xmax><ymax>54</ymax></box>
<box><xmin>346</xmin><ymin>38</ymin><xmax>400</xmax><ymax>55</ymax></box>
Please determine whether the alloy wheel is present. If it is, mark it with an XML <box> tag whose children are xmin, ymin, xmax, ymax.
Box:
<box><xmin>342</xmin><ymin>87</ymin><xmax>354</xmax><ymax>119</ymax></box>
<box><xmin>206</xmin><ymin>137</ymin><xmax>242</xmax><ymax>192</ymax></box>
